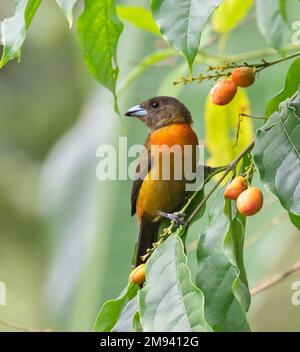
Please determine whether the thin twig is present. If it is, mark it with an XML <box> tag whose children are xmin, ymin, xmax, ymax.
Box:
<box><xmin>235</xmin><ymin>113</ymin><xmax>267</xmax><ymax>147</ymax></box>
<box><xmin>239</xmin><ymin>113</ymin><xmax>267</xmax><ymax>120</ymax></box>
<box><xmin>251</xmin><ymin>259</ymin><xmax>300</xmax><ymax>296</ymax></box>
<box><xmin>174</xmin><ymin>51</ymin><xmax>300</xmax><ymax>85</ymax></box>
<box><xmin>254</xmin><ymin>52</ymin><xmax>300</xmax><ymax>71</ymax></box>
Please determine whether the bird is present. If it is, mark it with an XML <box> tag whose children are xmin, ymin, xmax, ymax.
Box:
<box><xmin>125</xmin><ymin>96</ymin><xmax>198</xmax><ymax>267</ymax></box>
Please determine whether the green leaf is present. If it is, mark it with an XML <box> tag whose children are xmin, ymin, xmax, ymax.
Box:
<box><xmin>253</xmin><ymin>90</ymin><xmax>300</xmax><ymax>216</ymax></box>
<box><xmin>212</xmin><ymin>0</ymin><xmax>253</xmax><ymax>34</ymax></box>
<box><xmin>116</xmin><ymin>5</ymin><xmax>160</xmax><ymax>36</ymax></box>
<box><xmin>0</xmin><ymin>0</ymin><xmax>41</xmax><ymax>68</ymax></box>
<box><xmin>94</xmin><ymin>281</ymin><xmax>138</xmax><ymax>332</ymax></box>
<box><xmin>151</xmin><ymin>0</ymin><xmax>223</xmax><ymax>73</ymax></box>
<box><xmin>205</xmin><ymin>88</ymin><xmax>253</xmax><ymax>167</ymax></box>
<box><xmin>265</xmin><ymin>58</ymin><xmax>300</xmax><ymax>117</ymax></box>
<box><xmin>112</xmin><ymin>296</ymin><xmax>138</xmax><ymax>332</ymax></box>
<box><xmin>55</xmin><ymin>0</ymin><xmax>78</xmax><ymax>27</ymax></box>
<box><xmin>255</xmin><ymin>0</ymin><xmax>289</xmax><ymax>50</ymax></box>
<box><xmin>139</xmin><ymin>235</ymin><xmax>212</xmax><ymax>332</ymax></box>
<box><xmin>196</xmin><ymin>191</ymin><xmax>250</xmax><ymax>332</ymax></box>
<box><xmin>77</xmin><ymin>0</ymin><xmax>123</xmax><ymax>112</ymax></box>
<box><xmin>289</xmin><ymin>213</ymin><xmax>300</xmax><ymax>231</ymax></box>
<box><xmin>132</xmin><ymin>311</ymin><xmax>143</xmax><ymax>332</ymax></box>
<box><xmin>224</xmin><ymin>201</ymin><xmax>250</xmax><ymax>313</ymax></box>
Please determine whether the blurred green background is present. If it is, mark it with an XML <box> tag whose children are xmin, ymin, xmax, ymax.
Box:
<box><xmin>0</xmin><ymin>0</ymin><xmax>299</xmax><ymax>332</ymax></box>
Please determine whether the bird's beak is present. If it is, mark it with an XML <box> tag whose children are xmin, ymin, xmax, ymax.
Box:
<box><xmin>124</xmin><ymin>105</ymin><xmax>147</xmax><ymax>117</ymax></box>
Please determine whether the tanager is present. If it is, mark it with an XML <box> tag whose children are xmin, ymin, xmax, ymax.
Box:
<box><xmin>125</xmin><ymin>96</ymin><xmax>198</xmax><ymax>267</ymax></box>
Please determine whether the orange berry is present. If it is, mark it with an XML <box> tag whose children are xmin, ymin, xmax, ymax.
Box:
<box><xmin>129</xmin><ymin>264</ymin><xmax>146</xmax><ymax>285</ymax></box>
<box><xmin>236</xmin><ymin>187</ymin><xmax>263</xmax><ymax>216</ymax></box>
<box><xmin>210</xmin><ymin>79</ymin><xmax>237</xmax><ymax>105</ymax></box>
<box><xmin>224</xmin><ymin>176</ymin><xmax>248</xmax><ymax>200</ymax></box>
<box><xmin>231</xmin><ymin>67</ymin><xmax>256</xmax><ymax>87</ymax></box>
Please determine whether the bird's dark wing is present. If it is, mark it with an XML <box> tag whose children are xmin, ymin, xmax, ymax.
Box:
<box><xmin>131</xmin><ymin>135</ymin><xmax>152</xmax><ymax>216</ymax></box>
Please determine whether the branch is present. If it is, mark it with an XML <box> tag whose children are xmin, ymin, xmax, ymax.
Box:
<box><xmin>174</xmin><ymin>50</ymin><xmax>300</xmax><ymax>85</ymax></box>
<box><xmin>251</xmin><ymin>259</ymin><xmax>300</xmax><ymax>296</ymax></box>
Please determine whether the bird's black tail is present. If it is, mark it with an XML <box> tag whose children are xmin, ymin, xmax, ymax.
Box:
<box><xmin>135</xmin><ymin>216</ymin><xmax>159</xmax><ymax>267</ymax></box>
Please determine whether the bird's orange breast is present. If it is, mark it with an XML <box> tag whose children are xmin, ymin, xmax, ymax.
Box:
<box><xmin>149</xmin><ymin>123</ymin><xmax>198</xmax><ymax>148</ymax></box>
<box><xmin>136</xmin><ymin>123</ymin><xmax>198</xmax><ymax>222</ymax></box>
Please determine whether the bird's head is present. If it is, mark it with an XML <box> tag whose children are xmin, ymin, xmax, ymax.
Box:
<box><xmin>125</xmin><ymin>96</ymin><xmax>192</xmax><ymax>131</ymax></box>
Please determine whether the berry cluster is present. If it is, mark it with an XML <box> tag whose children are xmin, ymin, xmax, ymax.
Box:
<box><xmin>224</xmin><ymin>176</ymin><xmax>263</xmax><ymax>216</ymax></box>
<box><xmin>211</xmin><ymin>67</ymin><xmax>256</xmax><ymax>105</ymax></box>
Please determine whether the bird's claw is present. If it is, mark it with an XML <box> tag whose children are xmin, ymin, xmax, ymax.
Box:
<box><xmin>159</xmin><ymin>211</ymin><xmax>188</xmax><ymax>228</ymax></box>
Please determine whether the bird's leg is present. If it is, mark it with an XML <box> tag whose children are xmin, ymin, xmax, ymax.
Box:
<box><xmin>159</xmin><ymin>211</ymin><xmax>188</xmax><ymax>228</ymax></box>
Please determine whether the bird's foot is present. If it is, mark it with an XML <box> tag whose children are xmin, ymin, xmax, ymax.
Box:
<box><xmin>159</xmin><ymin>211</ymin><xmax>188</xmax><ymax>228</ymax></box>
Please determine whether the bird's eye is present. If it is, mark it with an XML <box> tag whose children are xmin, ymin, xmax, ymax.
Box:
<box><xmin>151</xmin><ymin>101</ymin><xmax>159</xmax><ymax>108</ymax></box>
